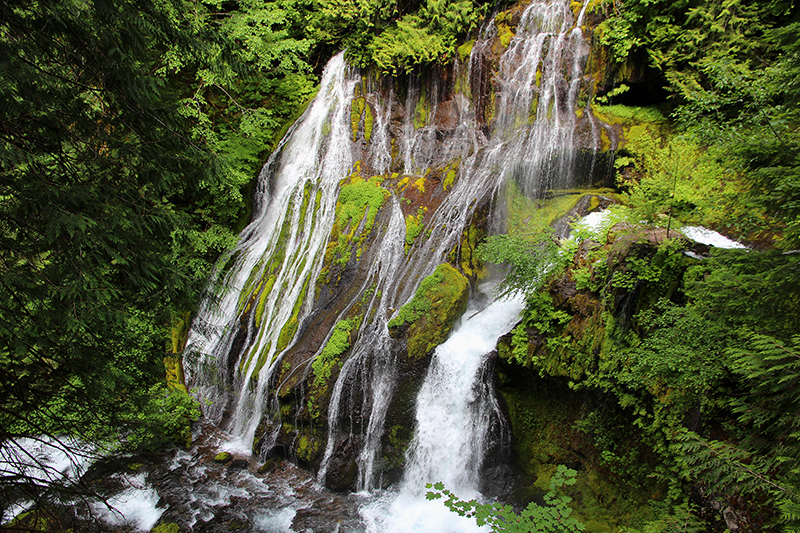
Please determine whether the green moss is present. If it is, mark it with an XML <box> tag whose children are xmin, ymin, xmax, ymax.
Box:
<box><xmin>312</xmin><ymin>318</ymin><xmax>357</xmax><ymax>389</ymax></box>
<box><xmin>254</xmin><ymin>274</ymin><xmax>277</xmax><ymax>327</ymax></box>
<box><xmin>236</xmin><ymin>194</ymin><xmax>295</xmax><ymax>314</ymax></box>
<box><xmin>151</xmin><ymin>523</ymin><xmax>182</xmax><ymax>533</ymax></box>
<box><xmin>458</xmin><ymin>218</ymin><xmax>484</xmax><ymax>278</ymax></box>
<box><xmin>443</xmin><ymin>166</ymin><xmax>457</xmax><ymax>190</ymax></box>
<box><xmin>485</xmin><ymin>84</ymin><xmax>496</xmax><ymax>125</ymax></box>
<box><xmin>351</xmin><ymin>96</ymin><xmax>366</xmax><ymax>141</ymax></box>
<box><xmin>214</xmin><ymin>452</ymin><xmax>232</xmax><ymax>463</ymax></box>
<box><xmin>505</xmin><ymin>180</ymin><xmax>615</xmax><ymax>237</ymax></box>
<box><xmin>364</xmin><ymin>103</ymin><xmax>374</xmax><ymax>143</ymax></box>
<box><xmin>414</xmin><ymin>88</ymin><xmax>429</xmax><ymax>129</ymax></box>
<box><xmin>170</xmin><ymin>310</ymin><xmax>191</xmax><ymax>354</ymax></box>
<box><xmin>387</xmin><ymin>264</ymin><xmax>470</xmax><ymax>359</ymax></box>
<box><xmin>298</xmin><ymin>179</ymin><xmax>313</xmax><ymax>230</ymax></box>
<box><xmin>404</xmin><ymin>207</ymin><xmax>427</xmax><ymax>254</ymax></box>
<box><xmin>245</xmin><ymin>340</ymin><xmax>271</xmax><ymax>378</ymax></box>
<box><xmin>592</xmin><ymin>104</ymin><xmax>667</xmax><ymax>125</ymax></box>
<box><xmin>275</xmin><ymin>277</ymin><xmax>310</xmax><ymax>354</ymax></box>
<box><xmin>384</xmin><ymin>424</ymin><xmax>412</xmax><ymax>469</ymax></box>
<box><xmin>329</xmin><ymin>170</ymin><xmax>390</xmax><ymax>267</ymax></box>
<box><xmin>498</xmin><ymin>23</ymin><xmax>515</xmax><ymax>48</ymax></box>
<box><xmin>412</xmin><ymin>175</ymin><xmax>426</xmax><ymax>193</ymax></box>
<box><xmin>457</xmin><ymin>39</ymin><xmax>475</xmax><ymax>62</ymax></box>
<box><xmin>307</xmin><ymin>317</ymin><xmax>359</xmax><ymax>420</ymax></box>
<box><xmin>164</xmin><ymin>355</ymin><xmax>187</xmax><ymax>394</ymax></box>
<box><xmin>350</xmin><ymin>97</ymin><xmax>375</xmax><ymax>144</ymax></box>
<box><xmin>296</xmin><ymin>431</ymin><xmax>321</xmax><ymax>462</ymax></box>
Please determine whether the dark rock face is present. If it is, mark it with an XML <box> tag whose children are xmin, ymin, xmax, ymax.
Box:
<box><xmin>321</xmin><ymin>436</ymin><xmax>362</xmax><ymax>492</ymax></box>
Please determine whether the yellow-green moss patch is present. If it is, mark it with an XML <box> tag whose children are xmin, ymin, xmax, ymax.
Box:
<box><xmin>387</xmin><ymin>264</ymin><xmax>470</xmax><ymax>359</ymax></box>
<box><xmin>404</xmin><ymin>207</ymin><xmax>428</xmax><ymax>254</ymax></box>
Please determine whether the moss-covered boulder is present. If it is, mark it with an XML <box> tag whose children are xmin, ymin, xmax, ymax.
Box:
<box><xmin>151</xmin><ymin>524</ymin><xmax>182</xmax><ymax>533</ymax></box>
<box><xmin>387</xmin><ymin>263</ymin><xmax>470</xmax><ymax>359</ymax></box>
<box><xmin>213</xmin><ymin>452</ymin><xmax>232</xmax><ymax>463</ymax></box>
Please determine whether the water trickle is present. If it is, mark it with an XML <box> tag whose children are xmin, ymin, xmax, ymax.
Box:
<box><xmin>491</xmin><ymin>0</ymin><xmax>594</xmax><ymax>197</ymax></box>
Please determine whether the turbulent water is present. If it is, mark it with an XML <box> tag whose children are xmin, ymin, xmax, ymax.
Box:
<box><xmin>178</xmin><ymin>0</ymin><xmax>598</xmax><ymax>530</ymax></box>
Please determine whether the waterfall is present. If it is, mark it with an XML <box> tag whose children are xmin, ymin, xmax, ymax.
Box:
<box><xmin>183</xmin><ymin>53</ymin><xmax>359</xmax><ymax>443</ymax></box>
<box><xmin>359</xmin><ymin>291</ymin><xmax>526</xmax><ymax>532</ymax></box>
<box><xmin>183</xmin><ymin>0</ymin><xmax>596</xmax><ymax>509</ymax></box>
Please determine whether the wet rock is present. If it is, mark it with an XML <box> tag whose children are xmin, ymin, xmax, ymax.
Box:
<box><xmin>552</xmin><ymin>193</ymin><xmax>618</xmax><ymax>238</ymax></box>
<box><xmin>227</xmin><ymin>519</ymin><xmax>247</xmax><ymax>531</ymax></box>
<box><xmin>322</xmin><ymin>436</ymin><xmax>361</xmax><ymax>492</ymax></box>
<box><xmin>257</xmin><ymin>458</ymin><xmax>280</xmax><ymax>475</ymax></box>
<box><xmin>228</xmin><ymin>459</ymin><xmax>248</xmax><ymax>470</ymax></box>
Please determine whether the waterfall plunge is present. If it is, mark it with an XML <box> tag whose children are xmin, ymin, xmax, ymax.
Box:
<box><xmin>359</xmin><ymin>292</ymin><xmax>526</xmax><ymax>533</ymax></box>
<box><xmin>184</xmin><ymin>0</ymin><xmax>596</xmax><ymax>513</ymax></box>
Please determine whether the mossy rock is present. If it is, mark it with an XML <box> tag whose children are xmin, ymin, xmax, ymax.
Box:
<box><xmin>388</xmin><ymin>263</ymin><xmax>470</xmax><ymax>359</ymax></box>
<box><xmin>151</xmin><ymin>524</ymin><xmax>182</xmax><ymax>533</ymax></box>
<box><xmin>257</xmin><ymin>457</ymin><xmax>280</xmax><ymax>474</ymax></box>
<box><xmin>213</xmin><ymin>452</ymin><xmax>232</xmax><ymax>463</ymax></box>
<box><xmin>8</xmin><ymin>510</ymin><xmax>51</xmax><ymax>532</ymax></box>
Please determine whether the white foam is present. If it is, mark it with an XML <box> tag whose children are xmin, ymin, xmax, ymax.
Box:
<box><xmin>576</xmin><ymin>209</ymin><xmax>609</xmax><ymax>232</ymax></box>
<box><xmin>360</xmin><ymin>489</ymin><xmax>490</xmax><ymax>533</ymax></box>
<box><xmin>681</xmin><ymin>226</ymin><xmax>747</xmax><ymax>249</ymax></box>
<box><xmin>92</xmin><ymin>473</ymin><xmax>163</xmax><ymax>531</ymax></box>
<box><xmin>0</xmin><ymin>437</ymin><xmax>97</xmax><ymax>523</ymax></box>
<box><xmin>254</xmin><ymin>507</ymin><xmax>297</xmax><ymax>532</ymax></box>
<box><xmin>0</xmin><ymin>436</ymin><xmax>95</xmax><ymax>483</ymax></box>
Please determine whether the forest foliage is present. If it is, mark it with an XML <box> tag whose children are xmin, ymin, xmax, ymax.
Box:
<box><xmin>0</xmin><ymin>0</ymin><xmax>490</xmax><ymax>516</ymax></box>
<box><xmin>468</xmin><ymin>0</ymin><xmax>800</xmax><ymax>530</ymax></box>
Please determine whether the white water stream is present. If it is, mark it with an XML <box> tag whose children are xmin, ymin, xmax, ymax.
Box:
<box><xmin>360</xmin><ymin>291</ymin><xmax>525</xmax><ymax>533</ymax></box>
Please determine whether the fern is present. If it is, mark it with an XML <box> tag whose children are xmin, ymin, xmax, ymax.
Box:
<box><xmin>673</xmin><ymin>334</ymin><xmax>800</xmax><ymax>531</ymax></box>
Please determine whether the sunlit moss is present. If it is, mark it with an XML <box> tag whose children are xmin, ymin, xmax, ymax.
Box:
<box><xmin>414</xmin><ymin>88</ymin><xmax>429</xmax><ymax>129</ymax></box>
<box><xmin>254</xmin><ymin>274</ymin><xmax>277</xmax><ymax>327</ymax></box>
<box><xmin>275</xmin><ymin>277</ymin><xmax>310</xmax><ymax>355</ymax></box>
<box><xmin>351</xmin><ymin>96</ymin><xmax>366</xmax><ymax>141</ymax></box>
<box><xmin>364</xmin><ymin>102</ymin><xmax>374</xmax><ymax>143</ymax></box>
<box><xmin>458</xmin><ymin>39</ymin><xmax>475</xmax><ymax>62</ymax></box>
<box><xmin>498</xmin><ymin>23</ymin><xmax>514</xmax><ymax>48</ymax></box>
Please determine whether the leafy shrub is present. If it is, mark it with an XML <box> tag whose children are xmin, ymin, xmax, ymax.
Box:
<box><xmin>426</xmin><ymin>465</ymin><xmax>585</xmax><ymax>532</ymax></box>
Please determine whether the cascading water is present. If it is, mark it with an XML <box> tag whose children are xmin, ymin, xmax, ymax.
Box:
<box><xmin>184</xmin><ymin>52</ymin><xmax>362</xmax><ymax>445</ymax></box>
<box><xmin>182</xmin><ymin>0</ymin><xmax>598</xmax><ymax>528</ymax></box>
<box><xmin>360</xmin><ymin>290</ymin><xmax>526</xmax><ymax>532</ymax></box>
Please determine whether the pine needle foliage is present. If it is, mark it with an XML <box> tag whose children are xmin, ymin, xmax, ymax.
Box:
<box><xmin>0</xmin><ymin>0</ymin><xmax>221</xmax><ymax>515</ymax></box>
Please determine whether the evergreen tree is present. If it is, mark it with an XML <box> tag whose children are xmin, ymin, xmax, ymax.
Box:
<box><xmin>0</xmin><ymin>0</ymin><xmax>221</xmax><ymax>514</ymax></box>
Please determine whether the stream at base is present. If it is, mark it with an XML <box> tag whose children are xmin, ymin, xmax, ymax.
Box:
<box><xmin>35</xmin><ymin>283</ymin><xmax>522</xmax><ymax>532</ymax></box>
<box><xmin>147</xmin><ymin>285</ymin><xmax>524</xmax><ymax>533</ymax></box>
